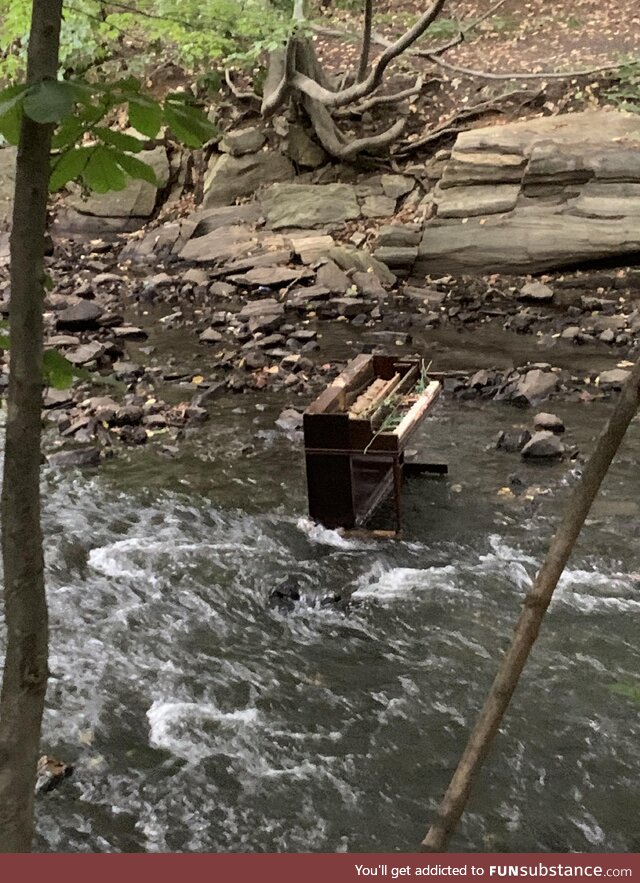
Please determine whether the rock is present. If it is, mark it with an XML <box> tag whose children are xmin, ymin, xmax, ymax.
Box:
<box><xmin>209</xmin><ymin>281</ymin><xmax>236</xmax><ymax>298</ymax></box>
<box><xmin>66</xmin><ymin>146</ymin><xmax>169</xmax><ymax>219</ymax></box>
<box><xmin>521</xmin><ymin>431</ymin><xmax>565</xmax><ymax>460</ymax></box>
<box><xmin>120</xmin><ymin>425</ymin><xmax>148</xmax><ymax>445</ymax></box>
<box><xmin>275</xmin><ymin>408</ymin><xmax>304</xmax><ymax>433</ymax></box>
<box><xmin>511</xmin><ymin>369</ymin><xmax>559</xmax><ymax>405</ymax></box>
<box><xmin>328</xmin><ymin>245</ymin><xmax>396</xmax><ymax>286</ymax></box>
<box><xmin>56</xmin><ymin>301</ymin><xmax>104</xmax><ymax>330</ymax></box>
<box><xmin>496</xmin><ymin>428</ymin><xmax>532</xmax><ymax>453</ymax></box>
<box><xmin>192</xmin><ymin>382</ymin><xmax>226</xmax><ymax>407</ymax></box>
<box><xmin>418</xmin><ymin>110</ymin><xmax>640</xmax><ymax>275</ymax></box>
<box><xmin>238</xmin><ymin>298</ymin><xmax>284</xmax><ymax>321</ymax></box>
<box><xmin>519</xmin><ymin>281</ymin><xmax>554</xmax><ymax>302</ymax></box>
<box><xmin>269</xmin><ymin>576</ymin><xmax>301</xmax><ymax>611</ymax></box>
<box><xmin>377</xmin><ymin>224</ymin><xmax>422</xmax><ymax>248</ymax></box>
<box><xmin>534</xmin><ymin>412</ymin><xmax>565</xmax><ymax>433</ymax></box>
<box><xmin>220</xmin><ymin>127</ymin><xmax>266</xmax><ymax>156</ymax></box>
<box><xmin>380</xmin><ymin>174</ymin><xmax>414</xmax><ymax>199</ymax></box>
<box><xmin>435</xmin><ymin>183</ymin><xmax>520</xmax><ymax>218</ymax></box>
<box><xmin>360</xmin><ymin>195</ymin><xmax>397</xmax><ymax>219</ymax></box>
<box><xmin>35</xmin><ymin>755</ymin><xmax>74</xmax><ymax>795</ymax></box>
<box><xmin>191</xmin><ymin>204</ymin><xmax>262</xmax><ymax>238</ymax></box>
<box><xmin>47</xmin><ymin>447</ymin><xmax>101</xmax><ymax>468</ymax></box>
<box><xmin>373</xmin><ymin>246</ymin><xmax>417</xmax><ymax>270</ymax></box>
<box><xmin>287</xmin><ymin>232</ymin><xmax>335</xmax><ymax>264</ymax></box>
<box><xmin>244</xmin><ymin>349</ymin><xmax>268</xmax><ymax>370</ymax></box>
<box><xmin>561</xmin><ymin>326</ymin><xmax>582</xmax><ymax>341</ymax></box>
<box><xmin>598</xmin><ymin>368</ymin><xmax>631</xmax><ymax>389</ymax></box>
<box><xmin>352</xmin><ymin>271</ymin><xmax>386</xmax><ymax>299</ymax></box>
<box><xmin>286</xmin><ymin>125</ymin><xmax>327</xmax><ymax>169</ymax></box>
<box><xmin>261</xmin><ymin>183</ymin><xmax>360</xmax><ymax>229</ymax></box>
<box><xmin>199</xmin><ymin>327</ymin><xmax>224</xmax><ymax>344</ymax></box>
<box><xmin>43</xmin><ymin>388</ymin><xmax>73</xmax><ymax>409</ymax></box>
<box><xmin>182</xmin><ymin>268</ymin><xmax>209</xmax><ymax>285</ymax></box>
<box><xmin>229</xmin><ymin>266</ymin><xmax>308</xmax><ymax>288</ymax></box>
<box><xmin>112</xmin><ymin>325</ymin><xmax>147</xmax><ymax>340</ymax></box>
<box><xmin>316</xmin><ymin>260</ymin><xmax>351</xmax><ymax>294</ymax></box>
<box><xmin>66</xmin><ymin>342</ymin><xmax>104</xmax><ymax>365</ymax></box>
<box><xmin>287</xmin><ymin>285</ymin><xmax>331</xmax><ymax>309</ymax></box>
<box><xmin>334</xmin><ymin>297</ymin><xmax>373</xmax><ymax>318</ymax></box>
<box><xmin>204</xmin><ymin>151</ymin><xmax>294</xmax><ymax>207</ymax></box>
<box><xmin>112</xmin><ymin>404</ymin><xmax>144</xmax><ymax>426</ymax></box>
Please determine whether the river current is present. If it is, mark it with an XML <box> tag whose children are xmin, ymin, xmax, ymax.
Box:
<box><xmin>3</xmin><ymin>385</ymin><xmax>633</xmax><ymax>854</ymax></box>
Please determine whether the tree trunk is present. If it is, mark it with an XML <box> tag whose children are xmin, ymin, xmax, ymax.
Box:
<box><xmin>421</xmin><ymin>357</ymin><xmax>640</xmax><ymax>852</ymax></box>
<box><xmin>0</xmin><ymin>0</ymin><xmax>63</xmax><ymax>853</ymax></box>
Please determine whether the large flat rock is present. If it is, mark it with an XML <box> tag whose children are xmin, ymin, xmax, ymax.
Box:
<box><xmin>416</xmin><ymin>205</ymin><xmax>640</xmax><ymax>276</ymax></box>
<box><xmin>419</xmin><ymin>109</ymin><xmax>640</xmax><ymax>275</ymax></box>
<box><xmin>261</xmin><ymin>183</ymin><xmax>360</xmax><ymax>229</ymax></box>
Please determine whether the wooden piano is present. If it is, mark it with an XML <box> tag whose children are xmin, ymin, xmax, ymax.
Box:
<box><xmin>303</xmin><ymin>354</ymin><xmax>445</xmax><ymax>534</ymax></box>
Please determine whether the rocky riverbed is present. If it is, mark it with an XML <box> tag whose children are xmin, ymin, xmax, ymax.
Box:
<box><xmin>1</xmin><ymin>215</ymin><xmax>638</xmax><ymax>474</ymax></box>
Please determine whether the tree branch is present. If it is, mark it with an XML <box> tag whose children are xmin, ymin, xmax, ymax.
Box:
<box><xmin>291</xmin><ymin>0</ymin><xmax>447</xmax><ymax>107</ymax></box>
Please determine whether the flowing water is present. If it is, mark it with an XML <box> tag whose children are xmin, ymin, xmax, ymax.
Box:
<box><xmin>2</xmin><ymin>330</ymin><xmax>640</xmax><ymax>853</ymax></box>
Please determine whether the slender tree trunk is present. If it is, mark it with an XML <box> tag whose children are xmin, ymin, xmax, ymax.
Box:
<box><xmin>421</xmin><ymin>358</ymin><xmax>640</xmax><ymax>852</ymax></box>
<box><xmin>0</xmin><ymin>0</ymin><xmax>63</xmax><ymax>853</ymax></box>
<box><xmin>357</xmin><ymin>0</ymin><xmax>374</xmax><ymax>82</ymax></box>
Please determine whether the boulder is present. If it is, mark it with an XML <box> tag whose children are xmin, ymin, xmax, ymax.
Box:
<box><xmin>418</xmin><ymin>109</ymin><xmax>640</xmax><ymax>274</ymax></box>
<box><xmin>328</xmin><ymin>245</ymin><xmax>396</xmax><ymax>286</ymax></box>
<box><xmin>534</xmin><ymin>412</ymin><xmax>565</xmax><ymax>433</ymax></box>
<box><xmin>510</xmin><ymin>369</ymin><xmax>559</xmax><ymax>405</ymax></box>
<box><xmin>360</xmin><ymin>195</ymin><xmax>397</xmax><ymax>218</ymax></box>
<box><xmin>66</xmin><ymin>146</ymin><xmax>169</xmax><ymax>219</ymax></box>
<box><xmin>598</xmin><ymin>368</ymin><xmax>631</xmax><ymax>389</ymax></box>
<box><xmin>219</xmin><ymin>127</ymin><xmax>266</xmax><ymax>156</ymax></box>
<box><xmin>316</xmin><ymin>260</ymin><xmax>351</xmax><ymax>294</ymax></box>
<box><xmin>261</xmin><ymin>183</ymin><xmax>360</xmax><ymax>229</ymax></box>
<box><xmin>496</xmin><ymin>428</ymin><xmax>532</xmax><ymax>453</ymax></box>
<box><xmin>204</xmin><ymin>151</ymin><xmax>294</xmax><ymax>207</ymax></box>
<box><xmin>380</xmin><ymin>174</ymin><xmax>414</xmax><ymax>199</ymax></box>
<box><xmin>56</xmin><ymin>301</ymin><xmax>104</xmax><ymax>330</ymax></box>
<box><xmin>286</xmin><ymin>125</ymin><xmax>327</xmax><ymax>169</ymax></box>
<box><xmin>521</xmin><ymin>431</ymin><xmax>565</xmax><ymax>460</ymax></box>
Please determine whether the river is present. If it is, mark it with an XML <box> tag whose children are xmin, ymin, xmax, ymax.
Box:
<box><xmin>10</xmin><ymin>359</ymin><xmax>633</xmax><ymax>854</ymax></box>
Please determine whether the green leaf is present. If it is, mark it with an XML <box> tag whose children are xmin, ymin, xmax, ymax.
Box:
<box><xmin>0</xmin><ymin>83</ymin><xmax>27</xmax><ymax>117</ymax></box>
<box><xmin>163</xmin><ymin>98</ymin><xmax>216</xmax><ymax>148</ymax></box>
<box><xmin>128</xmin><ymin>96</ymin><xmax>162</xmax><ymax>138</ymax></box>
<box><xmin>114</xmin><ymin>151</ymin><xmax>157</xmax><ymax>185</ymax></box>
<box><xmin>93</xmin><ymin>127</ymin><xmax>144</xmax><ymax>153</ymax></box>
<box><xmin>0</xmin><ymin>334</ymin><xmax>10</xmax><ymax>350</ymax></box>
<box><xmin>49</xmin><ymin>146</ymin><xmax>93</xmax><ymax>191</ymax></box>
<box><xmin>23</xmin><ymin>80</ymin><xmax>76</xmax><ymax>124</ymax></box>
<box><xmin>82</xmin><ymin>145</ymin><xmax>126</xmax><ymax>193</ymax></box>
<box><xmin>42</xmin><ymin>349</ymin><xmax>76</xmax><ymax>389</ymax></box>
<box><xmin>0</xmin><ymin>101</ymin><xmax>23</xmax><ymax>144</ymax></box>
<box><xmin>52</xmin><ymin>116</ymin><xmax>85</xmax><ymax>150</ymax></box>
<box><xmin>0</xmin><ymin>83</ymin><xmax>26</xmax><ymax>144</ymax></box>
